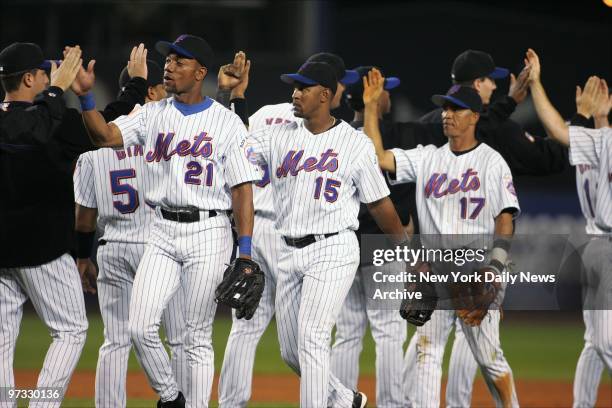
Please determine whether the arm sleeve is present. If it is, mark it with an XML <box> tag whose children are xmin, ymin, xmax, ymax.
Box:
<box><xmin>569</xmin><ymin>126</ymin><xmax>606</xmax><ymax>166</ymax></box>
<box><xmin>388</xmin><ymin>145</ymin><xmax>429</xmax><ymax>185</ymax></box>
<box><xmin>487</xmin><ymin>160</ymin><xmax>520</xmax><ymax>219</ymax></box>
<box><xmin>244</xmin><ymin>126</ymin><xmax>271</xmax><ymax>167</ymax></box>
<box><xmin>73</xmin><ymin>153</ymin><xmax>97</xmax><ymax>208</ymax></box>
<box><xmin>224</xmin><ymin>116</ymin><xmax>263</xmax><ymax>187</ymax></box>
<box><xmin>111</xmin><ymin>104</ymin><xmax>148</xmax><ymax>147</ymax></box>
<box><xmin>352</xmin><ymin>139</ymin><xmax>391</xmax><ymax>203</ymax></box>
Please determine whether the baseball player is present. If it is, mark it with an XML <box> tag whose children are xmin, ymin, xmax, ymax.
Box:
<box><xmin>217</xmin><ymin>52</ymin><xmax>360</xmax><ymax>407</ymax></box>
<box><xmin>244</xmin><ymin>61</ymin><xmax>408</xmax><ymax>408</ymax></box>
<box><xmin>0</xmin><ymin>43</ymin><xmax>146</xmax><ymax>408</ymax></box>
<box><xmin>73</xmin><ymin>60</ymin><xmax>188</xmax><ymax>408</ymax></box>
<box><xmin>525</xmin><ymin>49</ymin><xmax>612</xmax><ymax>407</ymax></box>
<box><xmin>571</xmin><ymin>79</ymin><xmax>610</xmax><ymax>408</ymax></box>
<box><xmin>80</xmin><ymin>36</ymin><xmax>261</xmax><ymax>408</ymax></box>
<box><xmin>329</xmin><ymin>65</ymin><xmax>408</xmax><ymax>408</ymax></box>
<box><xmin>363</xmin><ymin>69</ymin><xmax>520</xmax><ymax>408</ymax></box>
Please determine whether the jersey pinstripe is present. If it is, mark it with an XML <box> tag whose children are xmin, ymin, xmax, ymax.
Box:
<box><xmin>74</xmin><ymin>147</ymin><xmax>153</xmax><ymax>244</ymax></box>
<box><xmin>246</xmin><ymin>120</ymin><xmax>390</xmax><ymax>236</ymax></box>
<box><xmin>111</xmin><ymin>97</ymin><xmax>260</xmax><ymax>210</ymax></box>
<box><xmin>569</xmin><ymin>126</ymin><xmax>612</xmax><ymax>233</ymax></box>
<box><xmin>575</xmin><ymin>164</ymin><xmax>604</xmax><ymax>235</ymax></box>
<box><xmin>248</xmin><ymin>102</ymin><xmax>297</xmax><ymax>217</ymax></box>
<box><xmin>390</xmin><ymin>143</ymin><xmax>520</xmax><ymax>235</ymax></box>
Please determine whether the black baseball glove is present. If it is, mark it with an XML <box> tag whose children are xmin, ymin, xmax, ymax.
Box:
<box><xmin>399</xmin><ymin>262</ymin><xmax>438</xmax><ymax>326</ymax></box>
<box><xmin>215</xmin><ymin>258</ymin><xmax>265</xmax><ymax>320</ymax></box>
<box><xmin>400</xmin><ymin>281</ymin><xmax>438</xmax><ymax>326</ymax></box>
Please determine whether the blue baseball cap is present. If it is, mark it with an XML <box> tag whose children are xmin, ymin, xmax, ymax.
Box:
<box><xmin>280</xmin><ymin>62</ymin><xmax>338</xmax><ymax>95</ymax></box>
<box><xmin>306</xmin><ymin>52</ymin><xmax>359</xmax><ymax>85</ymax></box>
<box><xmin>451</xmin><ymin>50</ymin><xmax>509</xmax><ymax>82</ymax></box>
<box><xmin>155</xmin><ymin>34</ymin><xmax>215</xmax><ymax>68</ymax></box>
<box><xmin>431</xmin><ymin>85</ymin><xmax>483</xmax><ymax>112</ymax></box>
<box><xmin>345</xmin><ymin>66</ymin><xmax>400</xmax><ymax>111</ymax></box>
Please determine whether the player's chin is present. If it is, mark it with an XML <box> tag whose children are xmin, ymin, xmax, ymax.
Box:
<box><xmin>163</xmin><ymin>82</ymin><xmax>177</xmax><ymax>94</ymax></box>
<box><xmin>292</xmin><ymin>108</ymin><xmax>305</xmax><ymax>118</ymax></box>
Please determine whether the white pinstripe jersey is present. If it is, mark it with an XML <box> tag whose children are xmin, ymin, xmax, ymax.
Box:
<box><xmin>569</xmin><ymin>126</ymin><xmax>612</xmax><ymax>234</ymax></box>
<box><xmin>248</xmin><ymin>102</ymin><xmax>298</xmax><ymax>217</ymax></box>
<box><xmin>74</xmin><ymin>147</ymin><xmax>153</xmax><ymax>244</ymax></box>
<box><xmin>111</xmin><ymin>97</ymin><xmax>260</xmax><ymax>210</ymax></box>
<box><xmin>246</xmin><ymin>120</ymin><xmax>390</xmax><ymax>236</ymax></box>
<box><xmin>390</xmin><ymin>143</ymin><xmax>520</xmax><ymax>235</ymax></box>
<box><xmin>575</xmin><ymin>164</ymin><xmax>604</xmax><ymax>235</ymax></box>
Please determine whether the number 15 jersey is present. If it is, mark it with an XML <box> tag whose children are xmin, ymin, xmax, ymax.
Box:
<box><xmin>390</xmin><ymin>142</ymin><xmax>520</xmax><ymax>235</ymax></box>
<box><xmin>246</xmin><ymin>120</ymin><xmax>390</xmax><ymax>237</ymax></box>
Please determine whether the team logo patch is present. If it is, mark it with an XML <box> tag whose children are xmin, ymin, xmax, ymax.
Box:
<box><xmin>506</xmin><ymin>180</ymin><xmax>517</xmax><ymax>196</ymax></box>
<box><xmin>243</xmin><ymin>140</ymin><xmax>258</xmax><ymax>165</ymax></box>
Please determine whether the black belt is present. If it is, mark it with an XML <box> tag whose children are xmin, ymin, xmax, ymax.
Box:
<box><xmin>160</xmin><ymin>207</ymin><xmax>217</xmax><ymax>223</ymax></box>
<box><xmin>283</xmin><ymin>233</ymin><xmax>338</xmax><ymax>249</ymax></box>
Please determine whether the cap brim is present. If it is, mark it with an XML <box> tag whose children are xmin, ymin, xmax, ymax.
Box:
<box><xmin>340</xmin><ymin>70</ymin><xmax>359</xmax><ymax>85</ymax></box>
<box><xmin>431</xmin><ymin>95</ymin><xmax>470</xmax><ymax>110</ymax></box>
<box><xmin>489</xmin><ymin>67</ymin><xmax>509</xmax><ymax>79</ymax></box>
<box><xmin>384</xmin><ymin>77</ymin><xmax>400</xmax><ymax>90</ymax></box>
<box><xmin>280</xmin><ymin>73</ymin><xmax>318</xmax><ymax>86</ymax></box>
<box><xmin>39</xmin><ymin>60</ymin><xmax>53</xmax><ymax>70</ymax></box>
<box><xmin>155</xmin><ymin>41</ymin><xmax>195</xmax><ymax>60</ymax></box>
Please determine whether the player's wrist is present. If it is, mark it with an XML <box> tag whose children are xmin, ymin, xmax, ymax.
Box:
<box><xmin>238</xmin><ymin>235</ymin><xmax>252</xmax><ymax>258</ymax></box>
<box><xmin>78</xmin><ymin>93</ymin><xmax>95</xmax><ymax>111</ymax></box>
<box><xmin>75</xmin><ymin>230</ymin><xmax>95</xmax><ymax>259</ymax></box>
<box><xmin>487</xmin><ymin>238</ymin><xmax>511</xmax><ymax>273</ymax></box>
<box><xmin>576</xmin><ymin>107</ymin><xmax>593</xmax><ymax>120</ymax></box>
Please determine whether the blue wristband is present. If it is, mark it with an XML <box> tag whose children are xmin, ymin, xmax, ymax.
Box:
<box><xmin>78</xmin><ymin>93</ymin><xmax>95</xmax><ymax>111</ymax></box>
<box><xmin>238</xmin><ymin>236</ymin><xmax>252</xmax><ymax>257</ymax></box>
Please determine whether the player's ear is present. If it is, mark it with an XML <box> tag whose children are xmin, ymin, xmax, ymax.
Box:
<box><xmin>470</xmin><ymin>111</ymin><xmax>480</xmax><ymax>125</ymax></box>
<box><xmin>22</xmin><ymin>71</ymin><xmax>35</xmax><ymax>89</ymax></box>
<box><xmin>320</xmin><ymin>87</ymin><xmax>331</xmax><ymax>103</ymax></box>
<box><xmin>195</xmin><ymin>65</ymin><xmax>208</xmax><ymax>82</ymax></box>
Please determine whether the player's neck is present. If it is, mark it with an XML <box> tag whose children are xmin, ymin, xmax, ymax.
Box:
<box><xmin>448</xmin><ymin>134</ymin><xmax>478</xmax><ymax>152</ymax></box>
<box><xmin>4</xmin><ymin>89</ymin><xmax>35</xmax><ymax>104</ymax></box>
<box><xmin>173</xmin><ymin>90</ymin><xmax>204</xmax><ymax>105</ymax></box>
<box><xmin>304</xmin><ymin>113</ymin><xmax>336</xmax><ymax>134</ymax></box>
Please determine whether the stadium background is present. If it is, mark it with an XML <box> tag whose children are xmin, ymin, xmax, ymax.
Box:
<box><xmin>1</xmin><ymin>0</ymin><xmax>611</xmax><ymax>406</ymax></box>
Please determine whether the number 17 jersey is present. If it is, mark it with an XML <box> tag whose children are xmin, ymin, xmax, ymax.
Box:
<box><xmin>390</xmin><ymin>142</ymin><xmax>520</xmax><ymax>235</ymax></box>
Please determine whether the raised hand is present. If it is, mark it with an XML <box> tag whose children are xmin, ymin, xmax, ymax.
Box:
<box><xmin>218</xmin><ymin>51</ymin><xmax>251</xmax><ymax>96</ymax></box>
<box><xmin>127</xmin><ymin>43</ymin><xmax>148</xmax><ymax>80</ymax></box>
<box><xmin>593</xmin><ymin>79</ymin><xmax>611</xmax><ymax>121</ymax></box>
<box><xmin>576</xmin><ymin>76</ymin><xmax>603</xmax><ymax>119</ymax></box>
<box><xmin>525</xmin><ymin>48</ymin><xmax>541</xmax><ymax>84</ymax></box>
<box><xmin>363</xmin><ymin>68</ymin><xmax>384</xmax><ymax>106</ymax></box>
<box><xmin>508</xmin><ymin>65</ymin><xmax>531</xmax><ymax>104</ymax></box>
<box><xmin>49</xmin><ymin>46</ymin><xmax>82</xmax><ymax>91</ymax></box>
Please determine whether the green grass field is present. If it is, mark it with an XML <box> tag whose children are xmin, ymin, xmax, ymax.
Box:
<box><xmin>13</xmin><ymin>312</ymin><xmax>611</xmax><ymax>407</ymax></box>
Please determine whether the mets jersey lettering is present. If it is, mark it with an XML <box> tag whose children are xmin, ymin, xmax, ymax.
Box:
<box><xmin>111</xmin><ymin>97</ymin><xmax>260</xmax><ymax>210</ymax></box>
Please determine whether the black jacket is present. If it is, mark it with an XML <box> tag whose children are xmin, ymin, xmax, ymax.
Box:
<box><xmin>0</xmin><ymin>78</ymin><xmax>147</xmax><ymax>267</ymax></box>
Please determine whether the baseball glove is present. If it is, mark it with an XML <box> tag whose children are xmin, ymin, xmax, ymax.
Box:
<box><xmin>456</xmin><ymin>266</ymin><xmax>501</xmax><ymax>326</ymax></box>
<box><xmin>215</xmin><ymin>258</ymin><xmax>265</xmax><ymax>320</ymax></box>
<box><xmin>399</xmin><ymin>262</ymin><xmax>438</xmax><ymax>326</ymax></box>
